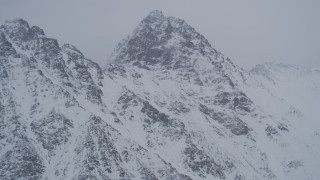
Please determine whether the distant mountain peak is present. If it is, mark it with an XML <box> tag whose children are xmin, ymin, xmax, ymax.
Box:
<box><xmin>4</xmin><ymin>18</ymin><xmax>29</xmax><ymax>27</ymax></box>
<box><xmin>0</xmin><ymin>18</ymin><xmax>45</xmax><ymax>42</ymax></box>
<box><xmin>109</xmin><ymin>10</ymin><xmax>218</xmax><ymax>70</ymax></box>
<box><xmin>145</xmin><ymin>10</ymin><xmax>164</xmax><ymax>19</ymax></box>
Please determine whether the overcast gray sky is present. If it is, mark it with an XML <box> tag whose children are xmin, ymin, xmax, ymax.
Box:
<box><xmin>1</xmin><ymin>0</ymin><xmax>319</xmax><ymax>70</ymax></box>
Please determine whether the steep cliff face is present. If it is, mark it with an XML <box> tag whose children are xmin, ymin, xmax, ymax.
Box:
<box><xmin>0</xmin><ymin>11</ymin><xmax>319</xmax><ymax>180</ymax></box>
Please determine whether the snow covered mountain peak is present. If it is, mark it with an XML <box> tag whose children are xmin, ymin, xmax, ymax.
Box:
<box><xmin>1</xmin><ymin>18</ymin><xmax>45</xmax><ymax>43</ymax></box>
<box><xmin>109</xmin><ymin>10</ymin><xmax>221</xmax><ymax>70</ymax></box>
<box><xmin>144</xmin><ymin>9</ymin><xmax>164</xmax><ymax>19</ymax></box>
<box><xmin>1</xmin><ymin>14</ymin><xmax>320</xmax><ymax>180</ymax></box>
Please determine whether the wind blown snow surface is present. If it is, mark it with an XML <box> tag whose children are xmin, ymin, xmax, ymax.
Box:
<box><xmin>0</xmin><ymin>10</ymin><xmax>319</xmax><ymax>180</ymax></box>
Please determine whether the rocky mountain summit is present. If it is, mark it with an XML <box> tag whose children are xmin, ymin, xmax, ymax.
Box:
<box><xmin>0</xmin><ymin>10</ymin><xmax>320</xmax><ymax>180</ymax></box>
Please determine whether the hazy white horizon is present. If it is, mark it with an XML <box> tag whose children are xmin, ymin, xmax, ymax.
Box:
<box><xmin>1</xmin><ymin>0</ymin><xmax>319</xmax><ymax>70</ymax></box>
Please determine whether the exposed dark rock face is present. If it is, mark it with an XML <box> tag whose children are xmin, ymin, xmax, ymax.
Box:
<box><xmin>168</xmin><ymin>101</ymin><xmax>190</xmax><ymax>114</ymax></box>
<box><xmin>71</xmin><ymin>115</ymin><xmax>192</xmax><ymax>180</ymax></box>
<box><xmin>116</xmin><ymin>90</ymin><xmax>186</xmax><ymax>145</ymax></box>
<box><xmin>199</xmin><ymin>104</ymin><xmax>250</xmax><ymax>135</ymax></box>
<box><xmin>0</xmin><ymin>19</ymin><xmax>31</xmax><ymax>42</ymax></box>
<box><xmin>31</xmin><ymin>110</ymin><xmax>73</xmax><ymax>154</ymax></box>
<box><xmin>117</xmin><ymin>90</ymin><xmax>139</xmax><ymax>111</ymax></box>
<box><xmin>184</xmin><ymin>143</ymin><xmax>226</xmax><ymax>179</ymax></box>
<box><xmin>106</xmin><ymin>64</ymin><xmax>127</xmax><ymax>78</ymax></box>
<box><xmin>0</xmin><ymin>89</ymin><xmax>46</xmax><ymax>180</ymax></box>
<box><xmin>141</xmin><ymin>101</ymin><xmax>186</xmax><ymax>142</ymax></box>
<box><xmin>287</xmin><ymin>160</ymin><xmax>303</xmax><ymax>170</ymax></box>
<box><xmin>110</xmin><ymin>10</ymin><xmax>218</xmax><ymax>70</ymax></box>
<box><xmin>214</xmin><ymin>91</ymin><xmax>252</xmax><ymax>113</ymax></box>
<box><xmin>0</xmin><ymin>143</ymin><xmax>45</xmax><ymax>180</ymax></box>
<box><xmin>278</xmin><ymin>123</ymin><xmax>289</xmax><ymax>132</ymax></box>
<box><xmin>141</xmin><ymin>101</ymin><xmax>171</xmax><ymax>125</ymax></box>
<box><xmin>62</xmin><ymin>44</ymin><xmax>103</xmax><ymax>104</ymax></box>
<box><xmin>0</xmin><ymin>32</ymin><xmax>17</xmax><ymax>57</ymax></box>
<box><xmin>29</xmin><ymin>26</ymin><xmax>45</xmax><ymax>39</ymax></box>
<box><xmin>75</xmin><ymin>116</ymin><xmax>130</xmax><ymax>179</ymax></box>
<box><xmin>266</xmin><ymin>125</ymin><xmax>278</xmax><ymax>138</ymax></box>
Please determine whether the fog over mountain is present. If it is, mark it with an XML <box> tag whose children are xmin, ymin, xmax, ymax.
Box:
<box><xmin>1</xmin><ymin>9</ymin><xmax>320</xmax><ymax>179</ymax></box>
<box><xmin>1</xmin><ymin>1</ymin><xmax>320</xmax><ymax>180</ymax></box>
<box><xmin>1</xmin><ymin>0</ymin><xmax>319</xmax><ymax>69</ymax></box>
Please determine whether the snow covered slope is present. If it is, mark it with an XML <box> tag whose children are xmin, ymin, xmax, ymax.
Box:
<box><xmin>0</xmin><ymin>10</ymin><xmax>319</xmax><ymax>180</ymax></box>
